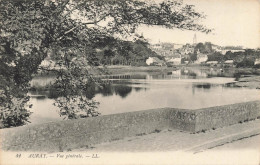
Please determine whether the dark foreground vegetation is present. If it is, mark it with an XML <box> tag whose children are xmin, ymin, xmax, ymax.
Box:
<box><xmin>0</xmin><ymin>0</ymin><xmax>211</xmax><ymax>128</ymax></box>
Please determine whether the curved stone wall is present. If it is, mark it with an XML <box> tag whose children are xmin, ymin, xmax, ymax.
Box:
<box><xmin>1</xmin><ymin>101</ymin><xmax>260</xmax><ymax>152</ymax></box>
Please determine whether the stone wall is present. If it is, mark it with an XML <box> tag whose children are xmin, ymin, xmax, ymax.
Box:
<box><xmin>194</xmin><ymin>101</ymin><xmax>260</xmax><ymax>132</ymax></box>
<box><xmin>0</xmin><ymin>108</ymin><xmax>176</xmax><ymax>151</ymax></box>
<box><xmin>1</xmin><ymin>101</ymin><xmax>260</xmax><ymax>151</ymax></box>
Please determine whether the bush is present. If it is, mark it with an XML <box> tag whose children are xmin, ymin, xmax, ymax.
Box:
<box><xmin>236</xmin><ymin>59</ymin><xmax>255</xmax><ymax>68</ymax></box>
<box><xmin>0</xmin><ymin>95</ymin><xmax>32</xmax><ymax>129</ymax></box>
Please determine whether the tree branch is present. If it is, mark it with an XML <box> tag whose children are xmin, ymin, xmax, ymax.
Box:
<box><xmin>57</xmin><ymin>13</ymin><xmax>111</xmax><ymax>41</ymax></box>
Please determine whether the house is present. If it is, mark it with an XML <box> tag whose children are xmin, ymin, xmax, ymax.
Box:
<box><xmin>195</xmin><ymin>50</ymin><xmax>208</xmax><ymax>64</ymax></box>
<box><xmin>211</xmin><ymin>45</ymin><xmax>222</xmax><ymax>52</ymax></box>
<box><xmin>254</xmin><ymin>58</ymin><xmax>260</xmax><ymax>65</ymax></box>
<box><xmin>221</xmin><ymin>49</ymin><xmax>245</xmax><ymax>55</ymax></box>
<box><xmin>149</xmin><ymin>42</ymin><xmax>175</xmax><ymax>57</ymax></box>
<box><xmin>206</xmin><ymin>61</ymin><xmax>218</xmax><ymax>66</ymax></box>
<box><xmin>224</xmin><ymin>60</ymin><xmax>234</xmax><ymax>64</ymax></box>
<box><xmin>167</xmin><ymin>57</ymin><xmax>181</xmax><ymax>65</ymax></box>
<box><xmin>146</xmin><ymin>57</ymin><xmax>165</xmax><ymax>66</ymax></box>
<box><xmin>224</xmin><ymin>60</ymin><xmax>234</xmax><ymax>67</ymax></box>
<box><xmin>206</xmin><ymin>61</ymin><xmax>218</xmax><ymax>64</ymax></box>
<box><xmin>166</xmin><ymin>53</ymin><xmax>182</xmax><ymax>65</ymax></box>
<box><xmin>179</xmin><ymin>44</ymin><xmax>194</xmax><ymax>55</ymax></box>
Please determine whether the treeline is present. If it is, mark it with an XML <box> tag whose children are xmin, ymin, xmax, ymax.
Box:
<box><xmin>95</xmin><ymin>39</ymin><xmax>160</xmax><ymax>66</ymax></box>
<box><xmin>183</xmin><ymin>42</ymin><xmax>260</xmax><ymax>68</ymax></box>
<box><xmin>48</xmin><ymin>37</ymin><xmax>161</xmax><ymax>67</ymax></box>
<box><xmin>184</xmin><ymin>42</ymin><xmax>214</xmax><ymax>62</ymax></box>
<box><xmin>207</xmin><ymin>49</ymin><xmax>260</xmax><ymax>68</ymax></box>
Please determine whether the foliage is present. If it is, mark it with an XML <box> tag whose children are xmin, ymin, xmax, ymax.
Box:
<box><xmin>0</xmin><ymin>0</ymin><xmax>211</xmax><ymax>128</ymax></box>
<box><xmin>194</xmin><ymin>42</ymin><xmax>213</xmax><ymax>54</ymax></box>
<box><xmin>189</xmin><ymin>53</ymin><xmax>197</xmax><ymax>62</ymax></box>
<box><xmin>225</xmin><ymin>49</ymin><xmax>260</xmax><ymax>66</ymax></box>
<box><xmin>207</xmin><ymin>52</ymin><xmax>224</xmax><ymax>62</ymax></box>
<box><xmin>236</xmin><ymin>59</ymin><xmax>255</xmax><ymax>68</ymax></box>
<box><xmin>54</xmin><ymin>96</ymin><xmax>100</xmax><ymax>119</ymax></box>
<box><xmin>97</xmin><ymin>39</ymin><xmax>159</xmax><ymax>66</ymax></box>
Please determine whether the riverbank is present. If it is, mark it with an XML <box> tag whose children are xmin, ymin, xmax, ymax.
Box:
<box><xmin>185</xmin><ymin>65</ymin><xmax>260</xmax><ymax>75</ymax></box>
<box><xmin>106</xmin><ymin>65</ymin><xmax>178</xmax><ymax>75</ymax></box>
<box><xmin>106</xmin><ymin>65</ymin><xmax>260</xmax><ymax>75</ymax></box>
<box><xmin>106</xmin><ymin>65</ymin><xmax>260</xmax><ymax>89</ymax></box>
<box><xmin>233</xmin><ymin>76</ymin><xmax>260</xmax><ymax>89</ymax></box>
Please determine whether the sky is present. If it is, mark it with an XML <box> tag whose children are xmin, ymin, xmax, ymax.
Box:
<box><xmin>138</xmin><ymin>0</ymin><xmax>260</xmax><ymax>48</ymax></box>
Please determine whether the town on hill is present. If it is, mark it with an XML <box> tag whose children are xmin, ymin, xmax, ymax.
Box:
<box><xmin>148</xmin><ymin>41</ymin><xmax>260</xmax><ymax>68</ymax></box>
<box><xmin>40</xmin><ymin>38</ymin><xmax>260</xmax><ymax>69</ymax></box>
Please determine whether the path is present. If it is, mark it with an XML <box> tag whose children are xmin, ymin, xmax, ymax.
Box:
<box><xmin>71</xmin><ymin>119</ymin><xmax>260</xmax><ymax>153</ymax></box>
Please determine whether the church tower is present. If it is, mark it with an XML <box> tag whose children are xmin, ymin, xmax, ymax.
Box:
<box><xmin>193</xmin><ymin>34</ymin><xmax>197</xmax><ymax>45</ymax></box>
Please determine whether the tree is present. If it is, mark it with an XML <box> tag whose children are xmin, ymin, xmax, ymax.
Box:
<box><xmin>0</xmin><ymin>0</ymin><xmax>211</xmax><ymax>128</ymax></box>
<box><xmin>207</xmin><ymin>52</ymin><xmax>224</xmax><ymax>62</ymax></box>
<box><xmin>194</xmin><ymin>42</ymin><xmax>213</xmax><ymax>54</ymax></box>
<box><xmin>189</xmin><ymin>52</ymin><xmax>197</xmax><ymax>62</ymax></box>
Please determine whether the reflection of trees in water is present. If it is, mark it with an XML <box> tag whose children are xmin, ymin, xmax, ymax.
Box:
<box><xmin>84</xmin><ymin>82</ymin><xmax>96</xmax><ymax>100</ymax></box>
<box><xmin>192</xmin><ymin>83</ymin><xmax>212</xmax><ymax>95</ymax></box>
<box><xmin>98</xmin><ymin>84</ymin><xmax>113</xmax><ymax>96</ymax></box>
<box><xmin>114</xmin><ymin>85</ymin><xmax>132</xmax><ymax>98</ymax></box>
<box><xmin>193</xmin><ymin>83</ymin><xmax>211</xmax><ymax>89</ymax></box>
<box><xmin>33</xmin><ymin>82</ymin><xmax>147</xmax><ymax>99</ymax></box>
<box><xmin>134</xmin><ymin>87</ymin><xmax>142</xmax><ymax>92</ymax></box>
<box><xmin>99</xmin><ymin>84</ymin><xmax>147</xmax><ymax>98</ymax></box>
<box><xmin>180</xmin><ymin>69</ymin><xmax>197</xmax><ymax>78</ymax></box>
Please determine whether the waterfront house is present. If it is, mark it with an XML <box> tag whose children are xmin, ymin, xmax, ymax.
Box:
<box><xmin>206</xmin><ymin>61</ymin><xmax>218</xmax><ymax>66</ymax></box>
<box><xmin>224</xmin><ymin>60</ymin><xmax>234</xmax><ymax>67</ymax></box>
<box><xmin>206</xmin><ymin>61</ymin><xmax>218</xmax><ymax>64</ymax></box>
<box><xmin>166</xmin><ymin>52</ymin><xmax>182</xmax><ymax>65</ymax></box>
<box><xmin>254</xmin><ymin>58</ymin><xmax>260</xmax><ymax>65</ymax></box>
<box><xmin>195</xmin><ymin>51</ymin><xmax>208</xmax><ymax>64</ymax></box>
<box><xmin>146</xmin><ymin>57</ymin><xmax>165</xmax><ymax>66</ymax></box>
<box><xmin>167</xmin><ymin>57</ymin><xmax>182</xmax><ymax>65</ymax></box>
<box><xmin>221</xmin><ymin>49</ymin><xmax>245</xmax><ymax>55</ymax></box>
<box><xmin>224</xmin><ymin>60</ymin><xmax>234</xmax><ymax>64</ymax></box>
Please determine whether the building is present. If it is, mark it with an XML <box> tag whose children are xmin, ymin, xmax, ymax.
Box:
<box><xmin>224</xmin><ymin>60</ymin><xmax>234</xmax><ymax>67</ymax></box>
<box><xmin>195</xmin><ymin>50</ymin><xmax>208</xmax><ymax>64</ymax></box>
<box><xmin>211</xmin><ymin>45</ymin><xmax>223</xmax><ymax>52</ymax></box>
<box><xmin>179</xmin><ymin>44</ymin><xmax>194</xmax><ymax>55</ymax></box>
<box><xmin>221</xmin><ymin>49</ymin><xmax>245</xmax><ymax>55</ymax></box>
<box><xmin>149</xmin><ymin>42</ymin><xmax>175</xmax><ymax>57</ymax></box>
<box><xmin>167</xmin><ymin>57</ymin><xmax>181</xmax><ymax>65</ymax></box>
<box><xmin>193</xmin><ymin>34</ymin><xmax>197</xmax><ymax>45</ymax></box>
<box><xmin>150</xmin><ymin>42</ymin><xmax>184</xmax><ymax>57</ymax></box>
<box><xmin>224</xmin><ymin>60</ymin><xmax>234</xmax><ymax>64</ymax></box>
<box><xmin>254</xmin><ymin>58</ymin><xmax>260</xmax><ymax>65</ymax></box>
<box><xmin>195</xmin><ymin>54</ymin><xmax>208</xmax><ymax>64</ymax></box>
<box><xmin>206</xmin><ymin>61</ymin><xmax>218</xmax><ymax>65</ymax></box>
<box><xmin>146</xmin><ymin>57</ymin><xmax>165</xmax><ymax>66</ymax></box>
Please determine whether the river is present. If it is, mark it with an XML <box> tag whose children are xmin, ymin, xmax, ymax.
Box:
<box><xmin>28</xmin><ymin>67</ymin><xmax>260</xmax><ymax>125</ymax></box>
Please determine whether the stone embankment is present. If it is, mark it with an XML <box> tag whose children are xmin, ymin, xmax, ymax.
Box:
<box><xmin>1</xmin><ymin>101</ymin><xmax>260</xmax><ymax>152</ymax></box>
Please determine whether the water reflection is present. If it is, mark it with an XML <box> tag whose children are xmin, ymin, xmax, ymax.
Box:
<box><xmin>30</xmin><ymin>82</ymin><xmax>148</xmax><ymax>99</ymax></box>
<box><xmin>114</xmin><ymin>85</ymin><xmax>132</xmax><ymax>98</ymax></box>
<box><xmin>27</xmin><ymin>67</ymin><xmax>260</xmax><ymax>125</ymax></box>
<box><xmin>97</xmin><ymin>84</ymin><xmax>134</xmax><ymax>98</ymax></box>
<box><xmin>191</xmin><ymin>83</ymin><xmax>213</xmax><ymax>95</ymax></box>
<box><xmin>193</xmin><ymin>83</ymin><xmax>212</xmax><ymax>89</ymax></box>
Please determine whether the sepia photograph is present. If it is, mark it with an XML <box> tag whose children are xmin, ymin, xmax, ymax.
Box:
<box><xmin>0</xmin><ymin>0</ymin><xmax>260</xmax><ymax>164</ymax></box>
